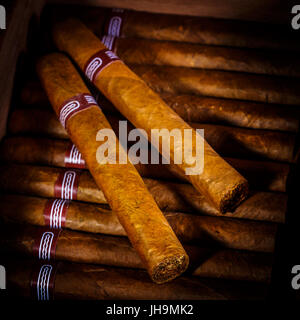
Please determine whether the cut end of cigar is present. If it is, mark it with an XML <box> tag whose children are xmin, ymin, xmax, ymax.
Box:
<box><xmin>220</xmin><ymin>180</ymin><xmax>249</xmax><ymax>214</ymax></box>
<box><xmin>151</xmin><ymin>254</ymin><xmax>189</xmax><ymax>284</ymax></box>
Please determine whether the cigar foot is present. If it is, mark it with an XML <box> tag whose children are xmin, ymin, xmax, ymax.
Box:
<box><xmin>152</xmin><ymin>254</ymin><xmax>189</xmax><ymax>284</ymax></box>
<box><xmin>221</xmin><ymin>180</ymin><xmax>249</xmax><ymax>213</ymax></box>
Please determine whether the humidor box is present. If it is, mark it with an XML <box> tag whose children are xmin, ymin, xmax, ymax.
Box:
<box><xmin>0</xmin><ymin>0</ymin><xmax>299</xmax><ymax>301</ymax></box>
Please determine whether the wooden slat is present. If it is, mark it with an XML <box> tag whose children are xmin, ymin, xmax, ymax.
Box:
<box><xmin>0</xmin><ymin>0</ymin><xmax>45</xmax><ymax>140</ymax></box>
<box><xmin>48</xmin><ymin>0</ymin><xmax>292</xmax><ymax>23</ymax></box>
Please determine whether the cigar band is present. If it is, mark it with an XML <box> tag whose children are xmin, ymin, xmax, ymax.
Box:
<box><xmin>31</xmin><ymin>263</ymin><xmax>57</xmax><ymax>301</ymax></box>
<box><xmin>59</xmin><ymin>93</ymin><xmax>97</xmax><ymax>128</ymax></box>
<box><xmin>65</xmin><ymin>143</ymin><xmax>86</xmax><ymax>169</ymax></box>
<box><xmin>105</xmin><ymin>8</ymin><xmax>125</xmax><ymax>37</ymax></box>
<box><xmin>84</xmin><ymin>49</ymin><xmax>121</xmax><ymax>83</ymax></box>
<box><xmin>44</xmin><ymin>198</ymin><xmax>70</xmax><ymax>229</ymax></box>
<box><xmin>101</xmin><ymin>34</ymin><xmax>116</xmax><ymax>51</ymax></box>
<box><xmin>33</xmin><ymin>228</ymin><xmax>62</xmax><ymax>261</ymax></box>
<box><xmin>54</xmin><ymin>170</ymin><xmax>80</xmax><ymax>200</ymax></box>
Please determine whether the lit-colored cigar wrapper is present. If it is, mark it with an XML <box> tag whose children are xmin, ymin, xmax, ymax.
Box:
<box><xmin>8</xmin><ymin>109</ymin><xmax>299</xmax><ymax>163</ymax></box>
<box><xmin>103</xmin><ymin>36</ymin><xmax>300</xmax><ymax>78</ymax></box>
<box><xmin>0</xmin><ymin>166</ymin><xmax>287</xmax><ymax>224</ymax></box>
<box><xmin>19</xmin><ymin>81</ymin><xmax>300</xmax><ymax>132</ymax></box>
<box><xmin>5</xmin><ymin>259</ymin><xmax>269</xmax><ymax>300</ymax></box>
<box><xmin>131</xmin><ymin>64</ymin><xmax>300</xmax><ymax>106</ymax></box>
<box><xmin>50</xmin><ymin>6</ymin><xmax>298</xmax><ymax>52</ymax></box>
<box><xmin>0</xmin><ymin>135</ymin><xmax>291</xmax><ymax>193</ymax></box>
<box><xmin>36</xmin><ymin>53</ymin><xmax>189</xmax><ymax>284</ymax></box>
<box><xmin>0</xmin><ymin>191</ymin><xmax>278</xmax><ymax>252</ymax></box>
<box><xmin>101</xmin><ymin>8</ymin><xmax>298</xmax><ymax>52</ymax></box>
<box><xmin>52</xmin><ymin>18</ymin><xmax>249</xmax><ymax>213</ymax></box>
<box><xmin>0</xmin><ymin>223</ymin><xmax>273</xmax><ymax>283</ymax></box>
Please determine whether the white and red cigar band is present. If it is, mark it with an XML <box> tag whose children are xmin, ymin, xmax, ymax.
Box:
<box><xmin>84</xmin><ymin>49</ymin><xmax>121</xmax><ymax>83</ymax></box>
<box><xmin>65</xmin><ymin>143</ymin><xmax>86</xmax><ymax>169</ymax></box>
<box><xmin>33</xmin><ymin>228</ymin><xmax>62</xmax><ymax>261</ymax></box>
<box><xmin>44</xmin><ymin>198</ymin><xmax>70</xmax><ymax>229</ymax></box>
<box><xmin>59</xmin><ymin>93</ymin><xmax>97</xmax><ymax>129</ymax></box>
<box><xmin>54</xmin><ymin>169</ymin><xmax>80</xmax><ymax>200</ymax></box>
<box><xmin>104</xmin><ymin>8</ymin><xmax>125</xmax><ymax>37</ymax></box>
<box><xmin>101</xmin><ymin>34</ymin><xmax>117</xmax><ymax>51</ymax></box>
<box><xmin>31</xmin><ymin>263</ymin><xmax>57</xmax><ymax>301</ymax></box>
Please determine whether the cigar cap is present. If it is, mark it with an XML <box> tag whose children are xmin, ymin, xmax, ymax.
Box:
<box><xmin>220</xmin><ymin>179</ymin><xmax>249</xmax><ymax>213</ymax></box>
<box><xmin>152</xmin><ymin>253</ymin><xmax>189</xmax><ymax>284</ymax></box>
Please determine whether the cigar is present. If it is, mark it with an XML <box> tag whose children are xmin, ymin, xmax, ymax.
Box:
<box><xmin>36</xmin><ymin>53</ymin><xmax>188</xmax><ymax>284</ymax></box>
<box><xmin>8</xmin><ymin>108</ymin><xmax>298</xmax><ymax>163</ymax></box>
<box><xmin>4</xmin><ymin>258</ymin><xmax>269</xmax><ymax>300</ymax></box>
<box><xmin>162</xmin><ymin>94</ymin><xmax>300</xmax><ymax>133</ymax></box>
<box><xmin>109</xmin><ymin>111</ymin><xmax>298</xmax><ymax>163</ymax></box>
<box><xmin>0</xmin><ymin>164</ymin><xmax>287</xmax><ymax>223</ymax></box>
<box><xmin>112</xmin><ymin>37</ymin><xmax>300</xmax><ymax>78</ymax></box>
<box><xmin>164</xmin><ymin>211</ymin><xmax>277</xmax><ymax>251</ymax></box>
<box><xmin>53</xmin><ymin>18</ymin><xmax>249</xmax><ymax>214</ymax></box>
<box><xmin>0</xmin><ymin>193</ymin><xmax>278</xmax><ymax>252</ymax></box>
<box><xmin>0</xmin><ymin>223</ymin><xmax>273</xmax><ymax>283</ymax></box>
<box><xmin>53</xmin><ymin>6</ymin><xmax>298</xmax><ymax>51</ymax></box>
<box><xmin>111</xmin><ymin>114</ymin><xmax>298</xmax><ymax>163</ymax></box>
<box><xmin>0</xmin><ymin>194</ymin><xmax>125</xmax><ymax>235</ymax></box>
<box><xmin>0</xmin><ymin>194</ymin><xmax>285</xmax><ymax>248</ymax></box>
<box><xmin>192</xmin><ymin>123</ymin><xmax>298</xmax><ymax>163</ymax></box>
<box><xmin>20</xmin><ymin>81</ymin><xmax>300</xmax><ymax>133</ymax></box>
<box><xmin>0</xmin><ymin>136</ymin><xmax>183</xmax><ymax>181</ymax></box>
<box><xmin>111</xmin><ymin>10</ymin><xmax>298</xmax><ymax>51</ymax></box>
<box><xmin>131</xmin><ymin>64</ymin><xmax>300</xmax><ymax>106</ymax></box>
<box><xmin>0</xmin><ymin>190</ymin><xmax>285</xmax><ymax>236</ymax></box>
<box><xmin>0</xmin><ymin>136</ymin><xmax>290</xmax><ymax>193</ymax></box>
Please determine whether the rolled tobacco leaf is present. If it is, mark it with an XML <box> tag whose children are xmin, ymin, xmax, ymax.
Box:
<box><xmin>0</xmin><ymin>223</ymin><xmax>273</xmax><ymax>282</ymax></box>
<box><xmin>36</xmin><ymin>52</ymin><xmax>189</xmax><ymax>284</ymax></box>
<box><xmin>53</xmin><ymin>18</ymin><xmax>249</xmax><ymax>214</ymax></box>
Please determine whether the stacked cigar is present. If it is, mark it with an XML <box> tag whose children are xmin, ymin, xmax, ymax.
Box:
<box><xmin>1</xmin><ymin>5</ymin><xmax>298</xmax><ymax>300</ymax></box>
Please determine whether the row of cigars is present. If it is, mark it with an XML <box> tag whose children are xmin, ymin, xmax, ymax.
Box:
<box><xmin>0</xmin><ymin>144</ymin><xmax>288</xmax><ymax>222</ymax></box>
<box><xmin>8</xmin><ymin>106</ymin><xmax>299</xmax><ymax>163</ymax></box>
<box><xmin>1</xmin><ymin>5</ymin><xmax>299</xmax><ymax>299</ymax></box>
<box><xmin>4</xmin><ymin>258</ymin><xmax>268</xmax><ymax>300</ymax></box>
<box><xmin>21</xmin><ymin>81</ymin><xmax>300</xmax><ymax>133</ymax></box>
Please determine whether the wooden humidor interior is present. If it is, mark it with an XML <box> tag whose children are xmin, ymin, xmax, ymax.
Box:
<box><xmin>0</xmin><ymin>0</ymin><xmax>299</xmax><ymax>300</ymax></box>
<box><xmin>0</xmin><ymin>0</ymin><xmax>296</xmax><ymax>139</ymax></box>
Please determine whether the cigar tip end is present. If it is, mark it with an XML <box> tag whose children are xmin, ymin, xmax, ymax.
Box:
<box><xmin>220</xmin><ymin>179</ymin><xmax>249</xmax><ymax>214</ymax></box>
<box><xmin>151</xmin><ymin>253</ymin><xmax>189</xmax><ymax>284</ymax></box>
